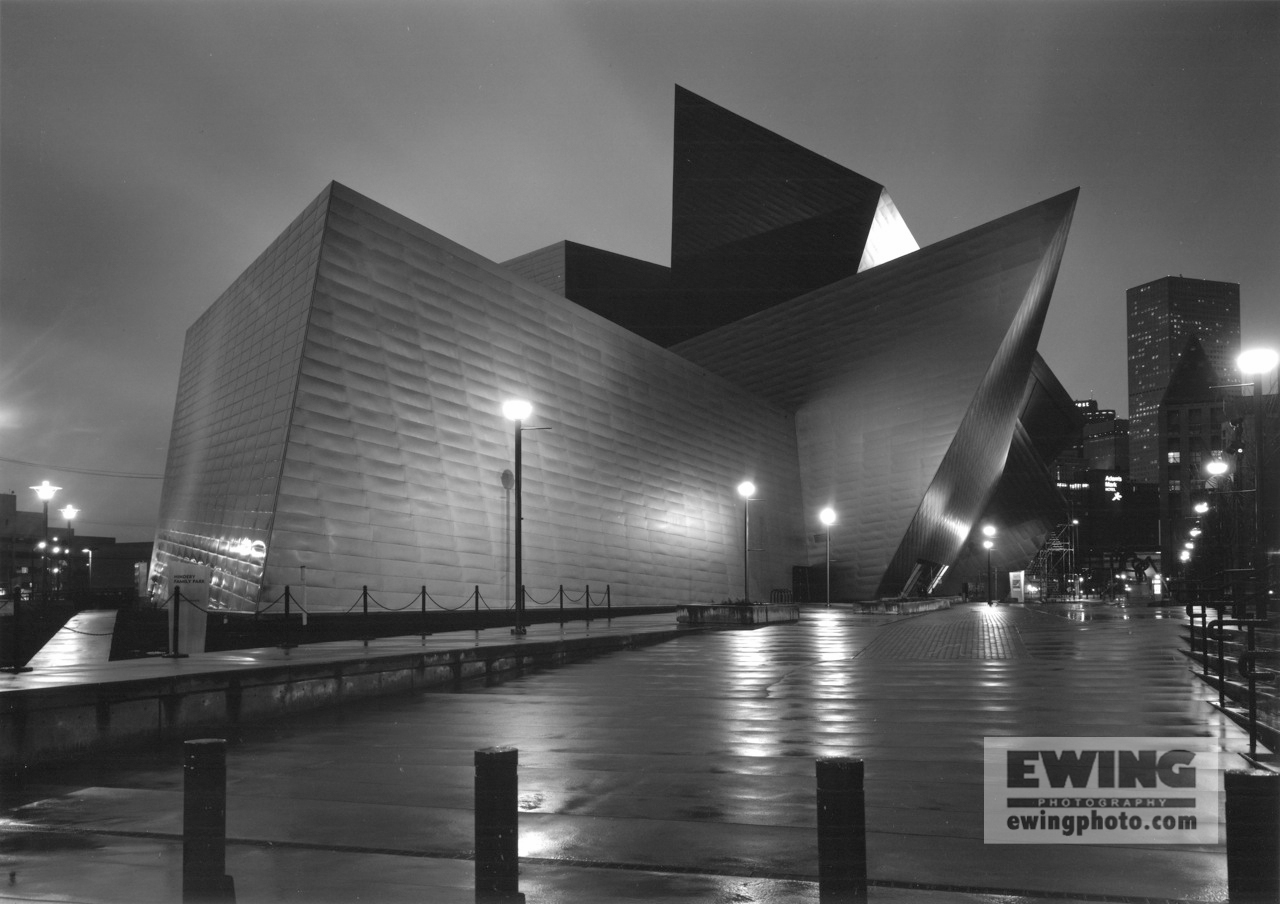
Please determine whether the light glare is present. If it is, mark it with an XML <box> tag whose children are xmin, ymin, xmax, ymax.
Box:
<box><xmin>1238</xmin><ymin>348</ymin><xmax>1279</xmax><ymax>375</ymax></box>
<box><xmin>30</xmin><ymin>481</ymin><xmax>61</xmax><ymax>502</ymax></box>
<box><xmin>502</xmin><ymin>399</ymin><xmax>533</xmax><ymax>421</ymax></box>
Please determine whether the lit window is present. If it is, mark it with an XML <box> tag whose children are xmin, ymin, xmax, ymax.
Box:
<box><xmin>1167</xmin><ymin>451</ymin><xmax>1181</xmax><ymax>463</ymax></box>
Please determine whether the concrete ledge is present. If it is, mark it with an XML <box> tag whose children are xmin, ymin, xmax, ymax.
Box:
<box><xmin>1</xmin><ymin>626</ymin><xmax>690</xmax><ymax>771</ymax></box>
<box><xmin>675</xmin><ymin>603</ymin><xmax>800</xmax><ymax>626</ymax></box>
<box><xmin>853</xmin><ymin>597</ymin><xmax>957</xmax><ymax>615</ymax></box>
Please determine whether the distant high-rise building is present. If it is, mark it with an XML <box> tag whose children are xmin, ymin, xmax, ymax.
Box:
<box><xmin>1127</xmin><ymin>276</ymin><xmax>1240</xmax><ymax>483</ymax></box>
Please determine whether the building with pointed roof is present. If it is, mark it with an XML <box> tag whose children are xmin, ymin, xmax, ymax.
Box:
<box><xmin>151</xmin><ymin>87</ymin><xmax>1081</xmax><ymax>612</ymax></box>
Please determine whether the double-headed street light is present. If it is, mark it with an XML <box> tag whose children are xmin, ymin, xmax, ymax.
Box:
<box><xmin>819</xmin><ymin>507</ymin><xmax>836</xmax><ymax>607</ymax></box>
<box><xmin>1238</xmin><ymin>347</ymin><xmax>1278</xmax><ymax>618</ymax></box>
<box><xmin>738</xmin><ymin>481</ymin><xmax>756</xmax><ymax>604</ymax></box>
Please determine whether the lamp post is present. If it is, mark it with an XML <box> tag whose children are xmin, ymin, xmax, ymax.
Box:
<box><xmin>502</xmin><ymin>399</ymin><xmax>533</xmax><ymax>635</ymax></box>
<box><xmin>1070</xmin><ymin>518</ymin><xmax>1080</xmax><ymax>599</ymax></box>
<box><xmin>1238</xmin><ymin>347</ymin><xmax>1278</xmax><ymax>618</ymax></box>
<box><xmin>738</xmin><ymin>481</ymin><xmax>756</xmax><ymax>604</ymax></box>
<box><xmin>82</xmin><ymin>548</ymin><xmax>94</xmax><ymax>590</ymax></box>
<box><xmin>29</xmin><ymin>482</ymin><xmax>60</xmax><ymax>600</ymax></box>
<box><xmin>982</xmin><ymin>524</ymin><xmax>997</xmax><ymax>606</ymax></box>
<box><xmin>60</xmin><ymin>504</ymin><xmax>78</xmax><ymax>534</ymax></box>
<box><xmin>819</xmin><ymin>507</ymin><xmax>836</xmax><ymax>607</ymax></box>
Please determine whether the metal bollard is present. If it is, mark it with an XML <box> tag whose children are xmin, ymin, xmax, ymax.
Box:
<box><xmin>183</xmin><ymin>739</ymin><xmax>236</xmax><ymax>903</ymax></box>
<box><xmin>474</xmin><ymin>746</ymin><xmax>524</xmax><ymax>903</ymax></box>
<box><xmin>816</xmin><ymin>756</ymin><xmax>867</xmax><ymax>904</ymax></box>
<box><xmin>1226</xmin><ymin>769</ymin><xmax>1280</xmax><ymax>904</ymax></box>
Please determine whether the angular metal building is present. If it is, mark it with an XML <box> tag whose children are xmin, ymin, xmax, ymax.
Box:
<box><xmin>152</xmin><ymin>87</ymin><xmax>1079</xmax><ymax>611</ymax></box>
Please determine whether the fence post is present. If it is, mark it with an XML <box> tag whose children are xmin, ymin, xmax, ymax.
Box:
<box><xmin>816</xmin><ymin>756</ymin><xmax>867</xmax><ymax>903</ymax></box>
<box><xmin>183</xmin><ymin>738</ymin><xmax>236</xmax><ymax>903</ymax></box>
<box><xmin>475</xmin><ymin>746</ymin><xmax>524</xmax><ymax>903</ymax></box>
<box><xmin>421</xmin><ymin>586</ymin><xmax>428</xmax><ymax>641</ymax></box>
<box><xmin>280</xmin><ymin>587</ymin><xmax>294</xmax><ymax>650</ymax></box>
<box><xmin>166</xmin><ymin>588</ymin><xmax>189</xmax><ymax>659</ymax></box>
<box><xmin>1226</xmin><ymin>769</ymin><xmax>1280</xmax><ymax>904</ymax></box>
<box><xmin>606</xmin><ymin>585</ymin><xmax>611</xmax><ymax>616</ymax></box>
<box><xmin>362</xmin><ymin>586</ymin><xmax>370</xmax><ymax>645</ymax></box>
<box><xmin>585</xmin><ymin>585</ymin><xmax>591</xmax><ymax>625</ymax></box>
<box><xmin>558</xmin><ymin>586</ymin><xmax>564</xmax><ymax>626</ymax></box>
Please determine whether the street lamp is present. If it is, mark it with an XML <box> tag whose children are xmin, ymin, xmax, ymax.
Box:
<box><xmin>29</xmin><ymin>482</ymin><xmax>60</xmax><ymax>600</ymax></box>
<box><xmin>1238</xmin><ymin>347</ymin><xmax>1278</xmax><ymax>618</ymax></box>
<box><xmin>60</xmin><ymin>504</ymin><xmax>78</xmax><ymax>535</ymax></box>
<box><xmin>819</xmin><ymin>507</ymin><xmax>836</xmax><ymax>607</ymax></box>
<box><xmin>738</xmin><ymin>481</ymin><xmax>756</xmax><ymax>604</ymax></box>
<box><xmin>502</xmin><ymin>399</ymin><xmax>533</xmax><ymax>635</ymax></box>
<box><xmin>82</xmin><ymin>548</ymin><xmax>94</xmax><ymax>589</ymax></box>
<box><xmin>982</xmin><ymin>524</ymin><xmax>997</xmax><ymax>606</ymax></box>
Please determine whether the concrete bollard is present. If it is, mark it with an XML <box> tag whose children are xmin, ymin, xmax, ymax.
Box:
<box><xmin>475</xmin><ymin>746</ymin><xmax>524</xmax><ymax>903</ymax></box>
<box><xmin>816</xmin><ymin>756</ymin><xmax>867</xmax><ymax>904</ymax></box>
<box><xmin>183</xmin><ymin>738</ymin><xmax>236</xmax><ymax>903</ymax></box>
<box><xmin>1226</xmin><ymin>769</ymin><xmax>1280</xmax><ymax>904</ymax></box>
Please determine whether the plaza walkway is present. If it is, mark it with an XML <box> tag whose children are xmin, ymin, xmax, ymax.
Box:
<box><xmin>0</xmin><ymin>601</ymin><xmax>1256</xmax><ymax>903</ymax></box>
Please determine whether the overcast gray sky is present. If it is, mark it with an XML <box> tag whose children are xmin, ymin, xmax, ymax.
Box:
<box><xmin>2</xmin><ymin>0</ymin><xmax>1278</xmax><ymax>542</ymax></box>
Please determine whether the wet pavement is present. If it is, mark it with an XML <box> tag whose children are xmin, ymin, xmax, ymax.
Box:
<box><xmin>0</xmin><ymin>601</ymin><xmax>1254</xmax><ymax>903</ymax></box>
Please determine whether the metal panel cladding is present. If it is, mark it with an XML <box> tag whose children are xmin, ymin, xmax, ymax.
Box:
<box><xmin>156</xmin><ymin>182</ymin><xmax>804</xmax><ymax>612</ymax></box>
<box><xmin>674</xmin><ymin>190</ymin><xmax>1078</xmax><ymax>600</ymax></box>
<box><xmin>150</xmin><ymin>188</ymin><xmax>330</xmax><ymax>607</ymax></box>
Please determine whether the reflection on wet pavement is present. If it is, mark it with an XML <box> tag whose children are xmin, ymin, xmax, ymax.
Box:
<box><xmin>0</xmin><ymin>602</ymin><xmax>1250</xmax><ymax>903</ymax></box>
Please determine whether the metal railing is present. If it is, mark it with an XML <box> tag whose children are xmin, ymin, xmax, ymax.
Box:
<box><xmin>1205</xmin><ymin>617</ymin><xmax>1276</xmax><ymax>758</ymax></box>
<box><xmin>157</xmin><ymin>581</ymin><xmax>614</xmax><ymax>654</ymax></box>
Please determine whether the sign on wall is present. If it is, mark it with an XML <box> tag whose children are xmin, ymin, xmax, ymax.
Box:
<box><xmin>167</xmin><ymin>563</ymin><xmax>210</xmax><ymax>655</ymax></box>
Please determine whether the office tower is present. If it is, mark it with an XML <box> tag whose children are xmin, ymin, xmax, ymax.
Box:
<box><xmin>1127</xmin><ymin>276</ymin><xmax>1240</xmax><ymax>483</ymax></box>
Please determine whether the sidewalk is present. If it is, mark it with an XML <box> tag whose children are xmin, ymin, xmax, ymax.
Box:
<box><xmin>0</xmin><ymin>602</ymin><xmax>1255</xmax><ymax>903</ymax></box>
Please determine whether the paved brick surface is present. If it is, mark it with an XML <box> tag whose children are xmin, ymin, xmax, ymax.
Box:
<box><xmin>856</xmin><ymin>605</ymin><xmax>1030</xmax><ymax>659</ymax></box>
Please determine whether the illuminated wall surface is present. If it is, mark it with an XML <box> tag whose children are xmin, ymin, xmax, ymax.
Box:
<box><xmin>153</xmin><ymin>183</ymin><xmax>804</xmax><ymax>611</ymax></box>
<box><xmin>154</xmin><ymin>86</ymin><xmax>1079</xmax><ymax>610</ymax></box>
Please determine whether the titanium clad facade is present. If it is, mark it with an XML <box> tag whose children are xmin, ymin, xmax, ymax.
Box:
<box><xmin>152</xmin><ymin>183</ymin><xmax>804</xmax><ymax>612</ymax></box>
<box><xmin>154</xmin><ymin>87</ymin><xmax>1080</xmax><ymax>612</ymax></box>
<box><xmin>674</xmin><ymin>191</ymin><xmax>1078</xmax><ymax>600</ymax></box>
<box><xmin>152</xmin><ymin>190</ymin><xmax>328</xmax><ymax>605</ymax></box>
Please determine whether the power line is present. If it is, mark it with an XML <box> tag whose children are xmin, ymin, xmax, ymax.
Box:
<box><xmin>0</xmin><ymin>455</ymin><xmax>163</xmax><ymax>480</ymax></box>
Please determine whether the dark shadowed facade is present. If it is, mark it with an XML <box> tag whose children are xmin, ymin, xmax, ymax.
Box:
<box><xmin>151</xmin><ymin>87</ymin><xmax>1079</xmax><ymax>611</ymax></box>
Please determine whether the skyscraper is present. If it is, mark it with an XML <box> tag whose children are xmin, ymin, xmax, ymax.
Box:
<box><xmin>1127</xmin><ymin>276</ymin><xmax>1240</xmax><ymax>483</ymax></box>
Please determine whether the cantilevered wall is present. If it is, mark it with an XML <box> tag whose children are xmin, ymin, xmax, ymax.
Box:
<box><xmin>152</xmin><ymin>183</ymin><xmax>804</xmax><ymax>612</ymax></box>
<box><xmin>674</xmin><ymin>190</ymin><xmax>1078</xmax><ymax>600</ymax></box>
